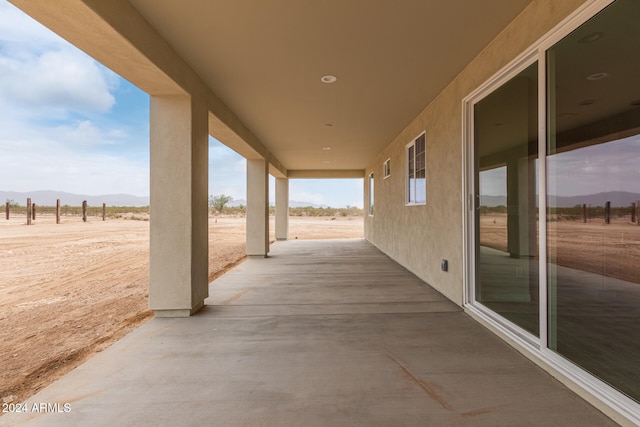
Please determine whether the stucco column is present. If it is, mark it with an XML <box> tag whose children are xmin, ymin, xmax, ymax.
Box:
<box><xmin>246</xmin><ymin>159</ymin><xmax>269</xmax><ymax>257</ymax></box>
<box><xmin>506</xmin><ymin>158</ymin><xmax>521</xmax><ymax>258</ymax></box>
<box><xmin>506</xmin><ymin>157</ymin><xmax>536</xmax><ymax>259</ymax></box>
<box><xmin>149</xmin><ymin>95</ymin><xmax>209</xmax><ymax>317</ymax></box>
<box><xmin>275</xmin><ymin>178</ymin><xmax>289</xmax><ymax>240</ymax></box>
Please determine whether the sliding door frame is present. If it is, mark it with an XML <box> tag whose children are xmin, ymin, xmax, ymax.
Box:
<box><xmin>462</xmin><ymin>0</ymin><xmax>639</xmax><ymax>423</ymax></box>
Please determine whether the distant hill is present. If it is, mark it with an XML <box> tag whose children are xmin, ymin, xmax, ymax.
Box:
<box><xmin>480</xmin><ymin>191</ymin><xmax>640</xmax><ymax>208</ymax></box>
<box><xmin>551</xmin><ymin>192</ymin><xmax>640</xmax><ymax>208</ymax></box>
<box><xmin>1</xmin><ymin>190</ymin><xmax>149</xmax><ymax>207</ymax></box>
<box><xmin>2</xmin><ymin>191</ymin><xmax>331</xmax><ymax>209</ymax></box>
<box><xmin>289</xmin><ymin>200</ymin><xmax>327</xmax><ymax>208</ymax></box>
<box><xmin>227</xmin><ymin>199</ymin><xmax>327</xmax><ymax>208</ymax></box>
<box><xmin>480</xmin><ymin>195</ymin><xmax>506</xmax><ymax>207</ymax></box>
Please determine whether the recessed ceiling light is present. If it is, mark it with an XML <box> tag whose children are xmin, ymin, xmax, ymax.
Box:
<box><xmin>322</xmin><ymin>147</ymin><xmax>331</xmax><ymax>151</ymax></box>
<box><xmin>324</xmin><ymin>123</ymin><xmax>333</xmax><ymax>127</ymax></box>
<box><xmin>586</xmin><ymin>72</ymin><xmax>609</xmax><ymax>81</ymax></box>
<box><xmin>321</xmin><ymin>75</ymin><xmax>337</xmax><ymax>84</ymax></box>
<box><xmin>579</xmin><ymin>32</ymin><xmax>604</xmax><ymax>43</ymax></box>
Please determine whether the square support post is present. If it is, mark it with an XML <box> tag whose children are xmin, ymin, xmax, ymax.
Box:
<box><xmin>246</xmin><ymin>159</ymin><xmax>269</xmax><ymax>257</ymax></box>
<box><xmin>149</xmin><ymin>94</ymin><xmax>209</xmax><ymax>317</ymax></box>
<box><xmin>275</xmin><ymin>178</ymin><xmax>289</xmax><ymax>240</ymax></box>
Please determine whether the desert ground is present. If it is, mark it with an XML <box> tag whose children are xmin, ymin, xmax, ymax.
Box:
<box><xmin>5</xmin><ymin>212</ymin><xmax>637</xmax><ymax>408</ymax></box>
<box><xmin>480</xmin><ymin>213</ymin><xmax>640</xmax><ymax>284</ymax></box>
<box><xmin>0</xmin><ymin>214</ymin><xmax>363</xmax><ymax>407</ymax></box>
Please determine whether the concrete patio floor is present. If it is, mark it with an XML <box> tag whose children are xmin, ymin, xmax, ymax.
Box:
<box><xmin>0</xmin><ymin>239</ymin><xmax>616</xmax><ymax>426</ymax></box>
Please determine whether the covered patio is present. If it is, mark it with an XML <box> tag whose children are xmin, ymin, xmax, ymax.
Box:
<box><xmin>0</xmin><ymin>240</ymin><xmax>613</xmax><ymax>426</ymax></box>
<box><xmin>4</xmin><ymin>1</ymin><xmax>639</xmax><ymax>423</ymax></box>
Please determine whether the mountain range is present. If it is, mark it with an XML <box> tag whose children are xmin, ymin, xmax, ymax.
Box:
<box><xmin>481</xmin><ymin>191</ymin><xmax>640</xmax><ymax>208</ymax></box>
<box><xmin>227</xmin><ymin>199</ymin><xmax>326</xmax><ymax>209</ymax></box>
<box><xmin>1</xmin><ymin>191</ymin><xmax>328</xmax><ymax>209</ymax></box>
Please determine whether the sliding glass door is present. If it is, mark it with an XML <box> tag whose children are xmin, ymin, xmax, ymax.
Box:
<box><xmin>468</xmin><ymin>0</ymin><xmax>640</xmax><ymax>405</ymax></box>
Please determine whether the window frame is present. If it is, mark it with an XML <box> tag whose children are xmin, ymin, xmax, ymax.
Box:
<box><xmin>383</xmin><ymin>158</ymin><xmax>391</xmax><ymax>179</ymax></box>
<box><xmin>405</xmin><ymin>132</ymin><xmax>426</xmax><ymax>206</ymax></box>
<box><xmin>367</xmin><ymin>172</ymin><xmax>374</xmax><ymax>216</ymax></box>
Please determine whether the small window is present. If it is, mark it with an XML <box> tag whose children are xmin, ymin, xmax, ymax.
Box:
<box><xmin>383</xmin><ymin>158</ymin><xmax>390</xmax><ymax>179</ymax></box>
<box><xmin>406</xmin><ymin>132</ymin><xmax>426</xmax><ymax>205</ymax></box>
<box><xmin>368</xmin><ymin>172</ymin><xmax>374</xmax><ymax>216</ymax></box>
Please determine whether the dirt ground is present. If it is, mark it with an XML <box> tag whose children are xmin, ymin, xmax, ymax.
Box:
<box><xmin>0</xmin><ymin>214</ymin><xmax>363</xmax><ymax>406</ymax></box>
<box><xmin>480</xmin><ymin>213</ymin><xmax>640</xmax><ymax>284</ymax></box>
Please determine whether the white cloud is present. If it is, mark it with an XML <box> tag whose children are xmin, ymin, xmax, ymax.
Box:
<box><xmin>0</xmin><ymin>2</ymin><xmax>117</xmax><ymax>116</ymax></box>
<box><xmin>0</xmin><ymin>2</ymin><xmax>65</xmax><ymax>52</ymax></box>
<box><xmin>208</xmin><ymin>137</ymin><xmax>247</xmax><ymax>198</ymax></box>
<box><xmin>216</xmin><ymin>186</ymin><xmax>244</xmax><ymax>201</ymax></box>
<box><xmin>107</xmin><ymin>129</ymin><xmax>128</xmax><ymax>139</ymax></box>
<box><xmin>233</xmin><ymin>159</ymin><xmax>246</xmax><ymax>173</ymax></box>
<box><xmin>548</xmin><ymin>135</ymin><xmax>640</xmax><ymax>196</ymax></box>
<box><xmin>51</xmin><ymin>120</ymin><xmax>127</xmax><ymax>148</ymax></box>
<box><xmin>0</xmin><ymin>48</ymin><xmax>116</xmax><ymax>114</ymax></box>
<box><xmin>480</xmin><ymin>166</ymin><xmax>506</xmax><ymax>196</ymax></box>
<box><xmin>0</xmin><ymin>130</ymin><xmax>148</xmax><ymax>195</ymax></box>
<box><xmin>290</xmin><ymin>190</ymin><xmax>325</xmax><ymax>206</ymax></box>
<box><xmin>209</xmin><ymin>143</ymin><xmax>232</xmax><ymax>158</ymax></box>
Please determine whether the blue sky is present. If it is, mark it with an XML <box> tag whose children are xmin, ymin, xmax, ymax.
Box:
<box><xmin>0</xmin><ymin>1</ymin><xmax>363</xmax><ymax>208</ymax></box>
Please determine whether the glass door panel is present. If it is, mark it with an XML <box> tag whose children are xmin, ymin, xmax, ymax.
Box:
<box><xmin>546</xmin><ymin>0</ymin><xmax>640</xmax><ymax>402</ymax></box>
<box><xmin>474</xmin><ymin>62</ymin><xmax>539</xmax><ymax>337</ymax></box>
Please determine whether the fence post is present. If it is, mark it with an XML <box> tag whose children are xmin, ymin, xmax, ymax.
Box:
<box><xmin>632</xmin><ymin>203</ymin><xmax>637</xmax><ymax>224</ymax></box>
<box><xmin>32</xmin><ymin>203</ymin><xmax>36</xmax><ymax>221</ymax></box>
<box><xmin>605</xmin><ymin>201</ymin><xmax>611</xmax><ymax>224</ymax></box>
<box><xmin>583</xmin><ymin>204</ymin><xmax>587</xmax><ymax>223</ymax></box>
<box><xmin>638</xmin><ymin>200</ymin><xmax>640</xmax><ymax>226</ymax></box>
<box><xmin>102</xmin><ymin>203</ymin><xmax>106</xmax><ymax>221</ymax></box>
<box><xmin>27</xmin><ymin>198</ymin><xmax>32</xmax><ymax>225</ymax></box>
<box><xmin>82</xmin><ymin>200</ymin><xmax>87</xmax><ymax>222</ymax></box>
<box><xmin>5</xmin><ymin>201</ymin><xmax>8</xmax><ymax>220</ymax></box>
<box><xmin>56</xmin><ymin>199</ymin><xmax>61</xmax><ymax>224</ymax></box>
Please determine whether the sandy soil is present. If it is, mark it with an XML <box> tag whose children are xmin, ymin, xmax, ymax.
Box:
<box><xmin>0</xmin><ymin>214</ymin><xmax>363</xmax><ymax>406</ymax></box>
<box><xmin>480</xmin><ymin>213</ymin><xmax>640</xmax><ymax>284</ymax></box>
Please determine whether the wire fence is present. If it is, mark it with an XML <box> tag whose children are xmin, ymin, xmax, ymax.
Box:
<box><xmin>479</xmin><ymin>201</ymin><xmax>640</xmax><ymax>224</ymax></box>
<box><xmin>5</xmin><ymin>199</ymin><xmax>150</xmax><ymax>223</ymax></box>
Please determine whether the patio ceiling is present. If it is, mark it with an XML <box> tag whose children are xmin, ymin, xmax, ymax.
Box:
<box><xmin>127</xmin><ymin>0</ymin><xmax>532</xmax><ymax>172</ymax></box>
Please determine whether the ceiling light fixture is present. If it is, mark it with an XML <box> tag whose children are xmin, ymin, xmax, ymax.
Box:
<box><xmin>586</xmin><ymin>72</ymin><xmax>609</xmax><ymax>81</ymax></box>
<box><xmin>321</xmin><ymin>75</ymin><xmax>337</xmax><ymax>84</ymax></box>
<box><xmin>322</xmin><ymin>147</ymin><xmax>331</xmax><ymax>151</ymax></box>
<box><xmin>324</xmin><ymin>123</ymin><xmax>333</xmax><ymax>127</ymax></box>
<box><xmin>579</xmin><ymin>32</ymin><xmax>604</xmax><ymax>43</ymax></box>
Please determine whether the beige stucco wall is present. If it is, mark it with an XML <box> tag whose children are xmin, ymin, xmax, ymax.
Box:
<box><xmin>364</xmin><ymin>0</ymin><xmax>588</xmax><ymax>305</ymax></box>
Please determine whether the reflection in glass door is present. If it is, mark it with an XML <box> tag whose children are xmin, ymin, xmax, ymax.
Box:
<box><xmin>546</xmin><ymin>0</ymin><xmax>640</xmax><ymax>402</ymax></box>
<box><xmin>474</xmin><ymin>62</ymin><xmax>539</xmax><ymax>337</ymax></box>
